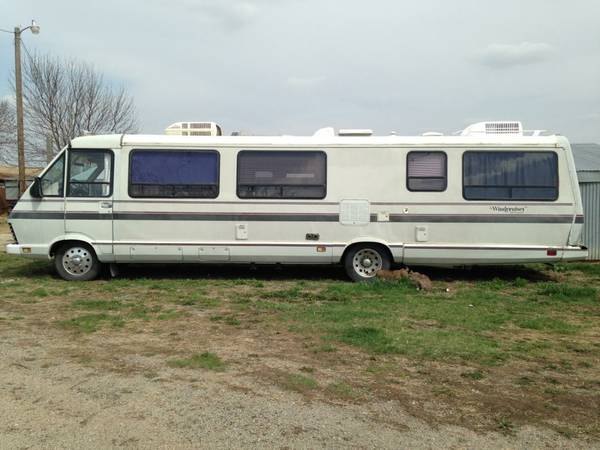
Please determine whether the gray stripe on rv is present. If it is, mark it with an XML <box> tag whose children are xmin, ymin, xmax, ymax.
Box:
<box><xmin>9</xmin><ymin>211</ymin><xmax>584</xmax><ymax>224</ymax></box>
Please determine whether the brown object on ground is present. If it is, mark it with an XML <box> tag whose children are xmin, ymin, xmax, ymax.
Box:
<box><xmin>376</xmin><ymin>268</ymin><xmax>433</xmax><ymax>290</ymax></box>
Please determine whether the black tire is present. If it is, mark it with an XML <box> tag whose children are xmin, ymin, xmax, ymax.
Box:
<box><xmin>344</xmin><ymin>244</ymin><xmax>391</xmax><ymax>282</ymax></box>
<box><xmin>54</xmin><ymin>242</ymin><xmax>101</xmax><ymax>281</ymax></box>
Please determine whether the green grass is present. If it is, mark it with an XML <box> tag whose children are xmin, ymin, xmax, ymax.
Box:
<box><xmin>157</xmin><ymin>310</ymin><xmax>183</xmax><ymax>320</ymax></box>
<box><xmin>312</xmin><ymin>343</ymin><xmax>338</xmax><ymax>353</ymax></box>
<box><xmin>339</xmin><ymin>326</ymin><xmax>398</xmax><ymax>353</ymax></box>
<box><xmin>167</xmin><ymin>352</ymin><xmax>226</xmax><ymax>371</ymax></box>
<box><xmin>536</xmin><ymin>283</ymin><xmax>597</xmax><ymax>302</ymax></box>
<box><xmin>57</xmin><ymin>313</ymin><xmax>125</xmax><ymax>333</ymax></box>
<box><xmin>72</xmin><ymin>299</ymin><xmax>123</xmax><ymax>310</ymax></box>
<box><xmin>496</xmin><ymin>416</ymin><xmax>516</xmax><ymax>435</ymax></box>
<box><xmin>31</xmin><ymin>288</ymin><xmax>49</xmax><ymax>297</ymax></box>
<box><xmin>209</xmin><ymin>314</ymin><xmax>241</xmax><ymax>325</ymax></box>
<box><xmin>326</xmin><ymin>381</ymin><xmax>357</xmax><ymax>399</ymax></box>
<box><xmin>242</xmin><ymin>276</ymin><xmax>599</xmax><ymax>364</ymax></box>
<box><xmin>556</xmin><ymin>262</ymin><xmax>600</xmax><ymax>276</ymax></box>
<box><xmin>1</xmin><ymin>246</ymin><xmax>599</xmax><ymax>367</ymax></box>
<box><xmin>277</xmin><ymin>373</ymin><xmax>318</xmax><ymax>393</ymax></box>
<box><xmin>461</xmin><ymin>370</ymin><xmax>485</xmax><ymax>380</ymax></box>
<box><xmin>517</xmin><ymin>317</ymin><xmax>580</xmax><ymax>334</ymax></box>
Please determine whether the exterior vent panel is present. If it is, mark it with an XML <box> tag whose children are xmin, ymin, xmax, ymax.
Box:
<box><xmin>165</xmin><ymin>122</ymin><xmax>222</xmax><ymax>136</ymax></box>
<box><xmin>485</xmin><ymin>122</ymin><xmax>521</xmax><ymax>135</ymax></box>
<box><xmin>461</xmin><ymin>121</ymin><xmax>523</xmax><ymax>136</ymax></box>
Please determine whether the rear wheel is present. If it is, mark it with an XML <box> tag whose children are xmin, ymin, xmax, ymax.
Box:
<box><xmin>344</xmin><ymin>244</ymin><xmax>391</xmax><ymax>282</ymax></box>
<box><xmin>54</xmin><ymin>243</ymin><xmax>101</xmax><ymax>281</ymax></box>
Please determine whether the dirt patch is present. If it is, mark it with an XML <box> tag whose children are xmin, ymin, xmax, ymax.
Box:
<box><xmin>1</xmin><ymin>318</ymin><xmax>598</xmax><ymax>449</ymax></box>
<box><xmin>377</xmin><ymin>268</ymin><xmax>433</xmax><ymax>290</ymax></box>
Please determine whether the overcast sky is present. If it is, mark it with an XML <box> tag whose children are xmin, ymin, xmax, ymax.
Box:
<box><xmin>1</xmin><ymin>0</ymin><xmax>599</xmax><ymax>141</ymax></box>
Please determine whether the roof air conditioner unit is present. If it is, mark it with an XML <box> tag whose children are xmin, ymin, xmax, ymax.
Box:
<box><xmin>165</xmin><ymin>122</ymin><xmax>222</xmax><ymax>136</ymax></box>
<box><xmin>461</xmin><ymin>121</ymin><xmax>523</xmax><ymax>137</ymax></box>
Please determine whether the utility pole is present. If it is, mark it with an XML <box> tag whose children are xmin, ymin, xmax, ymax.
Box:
<box><xmin>46</xmin><ymin>135</ymin><xmax>53</xmax><ymax>163</ymax></box>
<box><xmin>0</xmin><ymin>20</ymin><xmax>40</xmax><ymax>195</ymax></box>
<box><xmin>14</xmin><ymin>26</ymin><xmax>26</xmax><ymax>195</ymax></box>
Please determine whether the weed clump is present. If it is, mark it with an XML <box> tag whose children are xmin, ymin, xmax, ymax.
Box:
<box><xmin>167</xmin><ymin>352</ymin><xmax>226</xmax><ymax>371</ymax></box>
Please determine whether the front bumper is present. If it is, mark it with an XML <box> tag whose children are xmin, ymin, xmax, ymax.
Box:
<box><xmin>6</xmin><ymin>244</ymin><xmax>20</xmax><ymax>255</ymax></box>
<box><xmin>5</xmin><ymin>244</ymin><xmax>49</xmax><ymax>258</ymax></box>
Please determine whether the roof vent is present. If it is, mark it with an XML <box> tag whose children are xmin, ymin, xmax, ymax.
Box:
<box><xmin>165</xmin><ymin>122</ymin><xmax>222</xmax><ymax>136</ymax></box>
<box><xmin>313</xmin><ymin>127</ymin><xmax>335</xmax><ymax>137</ymax></box>
<box><xmin>422</xmin><ymin>131</ymin><xmax>444</xmax><ymax>136</ymax></box>
<box><xmin>338</xmin><ymin>129</ymin><xmax>373</xmax><ymax>137</ymax></box>
<box><xmin>461</xmin><ymin>121</ymin><xmax>523</xmax><ymax>137</ymax></box>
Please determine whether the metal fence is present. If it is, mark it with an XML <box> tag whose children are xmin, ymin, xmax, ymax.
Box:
<box><xmin>579</xmin><ymin>172</ymin><xmax>600</xmax><ymax>260</ymax></box>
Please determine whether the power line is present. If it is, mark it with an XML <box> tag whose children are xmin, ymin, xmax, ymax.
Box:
<box><xmin>20</xmin><ymin>38</ymin><xmax>33</xmax><ymax>61</ymax></box>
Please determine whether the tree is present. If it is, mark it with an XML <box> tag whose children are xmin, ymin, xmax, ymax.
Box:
<box><xmin>0</xmin><ymin>99</ymin><xmax>17</xmax><ymax>165</ymax></box>
<box><xmin>0</xmin><ymin>98</ymin><xmax>49</xmax><ymax>166</ymax></box>
<box><xmin>22</xmin><ymin>53</ymin><xmax>138</xmax><ymax>156</ymax></box>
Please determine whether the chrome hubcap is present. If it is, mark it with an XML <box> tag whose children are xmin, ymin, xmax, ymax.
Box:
<box><xmin>353</xmin><ymin>249</ymin><xmax>382</xmax><ymax>278</ymax></box>
<box><xmin>62</xmin><ymin>247</ymin><xmax>93</xmax><ymax>276</ymax></box>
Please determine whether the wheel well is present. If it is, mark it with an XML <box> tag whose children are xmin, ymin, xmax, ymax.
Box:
<box><xmin>49</xmin><ymin>240</ymin><xmax>95</xmax><ymax>257</ymax></box>
<box><xmin>340</xmin><ymin>242</ymin><xmax>393</xmax><ymax>264</ymax></box>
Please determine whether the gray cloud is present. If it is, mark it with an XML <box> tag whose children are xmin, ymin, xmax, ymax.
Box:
<box><xmin>286</xmin><ymin>76</ymin><xmax>326</xmax><ymax>88</ymax></box>
<box><xmin>476</xmin><ymin>42</ymin><xmax>555</xmax><ymax>68</ymax></box>
<box><xmin>179</xmin><ymin>0</ymin><xmax>260</xmax><ymax>30</ymax></box>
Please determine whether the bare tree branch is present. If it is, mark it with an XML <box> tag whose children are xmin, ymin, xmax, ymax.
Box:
<box><xmin>21</xmin><ymin>53</ymin><xmax>138</xmax><ymax>158</ymax></box>
<box><xmin>0</xmin><ymin>99</ymin><xmax>17</xmax><ymax>165</ymax></box>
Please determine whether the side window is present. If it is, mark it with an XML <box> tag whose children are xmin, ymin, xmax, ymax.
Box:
<box><xmin>40</xmin><ymin>152</ymin><xmax>65</xmax><ymax>197</ymax></box>
<box><xmin>237</xmin><ymin>151</ymin><xmax>326</xmax><ymax>199</ymax></box>
<box><xmin>407</xmin><ymin>152</ymin><xmax>447</xmax><ymax>192</ymax></box>
<box><xmin>463</xmin><ymin>151</ymin><xmax>558</xmax><ymax>201</ymax></box>
<box><xmin>67</xmin><ymin>149</ymin><xmax>113</xmax><ymax>198</ymax></box>
<box><xmin>129</xmin><ymin>150</ymin><xmax>219</xmax><ymax>198</ymax></box>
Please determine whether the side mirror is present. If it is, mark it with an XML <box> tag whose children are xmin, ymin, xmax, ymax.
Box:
<box><xmin>30</xmin><ymin>177</ymin><xmax>42</xmax><ymax>199</ymax></box>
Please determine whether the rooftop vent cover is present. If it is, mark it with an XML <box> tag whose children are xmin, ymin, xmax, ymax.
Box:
<box><xmin>461</xmin><ymin>121</ymin><xmax>523</xmax><ymax>136</ymax></box>
<box><xmin>165</xmin><ymin>122</ymin><xmax>222</xmax><ymax>136</ymax></box>
<box><xmin>338</xmin><ymin>129</ymin><xmax>373</xmax><ymax>137</ymax></box>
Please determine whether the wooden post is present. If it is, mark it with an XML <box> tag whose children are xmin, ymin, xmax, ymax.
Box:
<box><xmin>14</xmin><ymin>26</ymin><xmax>26</xmax><ymax>195</ymax></box>
<box><xmin>46</xmin><ymin>135</ymin><xmax>53</xmax><ymax>163</ymax></box>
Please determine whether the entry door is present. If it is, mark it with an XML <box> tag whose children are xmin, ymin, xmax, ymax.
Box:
<box><xmin>64</xmin><ymin>149</ymin><xmax>115</xmax><ymax>258</ymax></box>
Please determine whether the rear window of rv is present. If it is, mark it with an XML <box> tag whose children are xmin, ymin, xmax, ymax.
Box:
<box><xmin>129</xmin><ymin>150</ymin><xmax>219</xmax><ymax>198</ymax></box>
<box><xmin>463</xmin><ymin>151</ymin><xmax>558</xmax><ymax>201</ymax></box>
<box><xmin>407</xmin><ymin>152</ymin><xmax>447</xmax><ymax>192</ymax></box>
<box><xmin>237</xmin><ymin>151</ymin><xmax>327</xmax><ymax>199</ymax></box>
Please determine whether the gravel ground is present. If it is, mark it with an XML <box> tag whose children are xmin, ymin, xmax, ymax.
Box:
<box><xmin>0</xmin><ymin>328</ymin><xmax>597</xmax><ymax>450</ymax></box>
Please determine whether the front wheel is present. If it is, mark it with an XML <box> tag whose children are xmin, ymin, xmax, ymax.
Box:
<box><xmin>54</xmin><ymin>243</ymin><xmax>101</xmax><ymax>281</ymax></box>
<box><xmin>344</xmin><ymin>244</ymin><xmax>391</xmax><ymax>282</ymax></box>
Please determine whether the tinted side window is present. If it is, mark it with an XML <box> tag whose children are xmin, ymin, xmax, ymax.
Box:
<box><xmin>407</xmin><ymin>152</ymin><xmax>447</xmax><ymax>192</ymax></box>
<box><xmin>129</xmin><ymin>150</ymin><xmax>219</xmax><ymax>198</ymax></box>
<box><xmin>463</xmin><ymin>151</ymin><xmax>558</xmax><ymax>201</ymax></box>
<box><xmin>237</xmin><ymin>151</ymin><xmax>326</xmax><ymax>199</ymax></box>
<box><xmin>67</xmin><ymin>150</ymin><xmax>113</xmax><ymax>197</ymax></box>
<box><xmin>40</xmin><ymin>152</ymin><xmax>65</xmax><ymax>197</ymax></box>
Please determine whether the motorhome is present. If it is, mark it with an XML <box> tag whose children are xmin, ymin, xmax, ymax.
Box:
<box><xmin>6</xmin><ymin>121</ymin><xmax>588</xmax><ymax>281</ymax></box>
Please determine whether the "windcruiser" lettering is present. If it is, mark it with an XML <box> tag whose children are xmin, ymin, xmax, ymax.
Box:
<box><xmin>490</xmin><ymin>206</ymin><xmax>526</xmax><ymax>214</ymax></box>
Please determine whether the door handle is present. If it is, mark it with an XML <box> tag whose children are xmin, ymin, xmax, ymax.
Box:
<box><xmin>100</xmin><ymin>201</ymin><xmax>112</xmax><ymax>209</ymax></box>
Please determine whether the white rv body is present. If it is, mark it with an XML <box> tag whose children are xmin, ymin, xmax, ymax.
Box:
<box><xmin>6</xmin><ymin>125</ymin><xmax>588</xmax><ymax>280</ymax></box>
